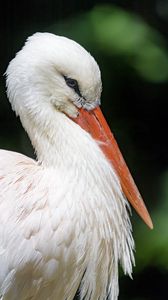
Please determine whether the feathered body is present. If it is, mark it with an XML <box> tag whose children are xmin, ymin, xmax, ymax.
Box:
<box><xmin>0</xmin><ymin>33</ymin><xmax>134</xmax><ymax>300</ymax></box>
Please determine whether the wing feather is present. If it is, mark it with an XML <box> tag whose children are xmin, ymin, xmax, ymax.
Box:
<box><xmin>0</xmin><ymin>150</ymin><xmax>82</xmax><ymax>300</ymax></box>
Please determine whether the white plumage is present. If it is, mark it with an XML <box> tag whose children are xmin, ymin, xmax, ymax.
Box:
<box><xmin>0</xmin><ymin>32</ymin><xmax>151</xmax><ymax>300</ymax></box>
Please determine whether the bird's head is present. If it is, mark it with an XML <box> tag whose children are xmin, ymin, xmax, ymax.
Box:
<box><xmin>6</xmin><ymin>32</ymin><xmax>153</xmax><ymax>229</ymax></box>
<box><xmin>6</xmin><ymin>32</ymin><xmax>102</xmax><ymax>118</ymax></box>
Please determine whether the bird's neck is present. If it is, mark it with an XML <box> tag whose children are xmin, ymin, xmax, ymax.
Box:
<box><xmin>20</xmin><ymin>107</ymin><xmax>135</xmax><ymax>292</ymax></box>
<box><xmin>21</xmin><ymin>108</ymin><xmax>95</xmax><ymax>169</ymax></box>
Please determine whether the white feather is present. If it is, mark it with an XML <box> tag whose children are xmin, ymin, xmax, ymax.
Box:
<box><xmin>0</xmin><ymin>32</ymin><xmax>135</xmax><ymax>300</ymax></box>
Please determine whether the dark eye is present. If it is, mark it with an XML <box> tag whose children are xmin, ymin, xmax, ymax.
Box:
<box><xmin>64</xmin><ymin>76</ymin><xmax>82</xmax><ymax>97</ymax></box>
<box><xmin>64</xmin><ymin>76</ymin><xmax>78</xmax><ymax>89</ymax></box>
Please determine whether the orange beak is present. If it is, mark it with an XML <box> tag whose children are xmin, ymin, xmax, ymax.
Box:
<box><xmin>73</xmin><ymin>106</ymin><xmax>153</xmax><ymax>229</ymax></box>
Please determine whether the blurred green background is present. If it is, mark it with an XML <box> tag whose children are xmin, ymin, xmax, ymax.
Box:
<box><xmin>1</xmin><ymin>1</ymin><xmax>168</xmax><ymax>299</ymax></box>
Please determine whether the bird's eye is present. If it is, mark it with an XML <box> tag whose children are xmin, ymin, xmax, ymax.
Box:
<box><xmin>64</xmin><ymin>77</ymin><xmax>78</xmax><ymax>89</ymax></box>
<box><xmin>64</xmin><ymin>76</ymin><xmax>82</xmax><ymax>98</ymax></box>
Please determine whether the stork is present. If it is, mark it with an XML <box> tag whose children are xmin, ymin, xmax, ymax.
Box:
<box><xmin>0</xmin><ymin>32</ymin><xmax>153</xmax><ymax>300</ymax></box>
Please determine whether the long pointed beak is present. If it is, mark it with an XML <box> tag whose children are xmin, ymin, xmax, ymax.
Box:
<box><xmin>73</xmin><ymin>106</ymin><xmax>153</xmax><ymax>229</ymax></box>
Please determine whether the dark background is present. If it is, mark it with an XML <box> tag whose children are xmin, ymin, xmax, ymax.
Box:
<box><xmin>1</xmin><ymin>1</ymin><xmax>168</xmax><ymax>299</ymax></box>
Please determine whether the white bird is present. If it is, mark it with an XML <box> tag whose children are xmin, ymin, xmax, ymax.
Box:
<box><xmin>0</xmin><ymin>32</ymin><xmax>153</xmax><ymax>300</ymax></box>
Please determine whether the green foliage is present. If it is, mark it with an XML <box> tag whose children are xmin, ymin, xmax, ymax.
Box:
<box><xmin>135</xmin><ymin>171</ymin><xmax>168</xmax><ymax>271</ymax></box>
<box><xmin>49</xmin><ymin>4</ymin><xmax>168</xmax><ymax>82</ymax></box>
